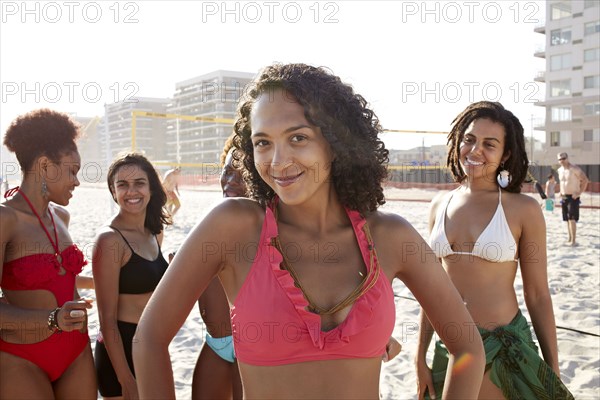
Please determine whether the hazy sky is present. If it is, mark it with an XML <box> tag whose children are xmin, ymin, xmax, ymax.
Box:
<box><xmin>1</xmin><ymin>0</ymin><xmax>546</xmax><ymax>152</ymax></box>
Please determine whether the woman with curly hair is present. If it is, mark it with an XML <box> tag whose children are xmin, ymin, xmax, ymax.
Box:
<box><xmin>134</xmin><ymin>63</ymin><xmax>484</xmax><ymax>399</ymax></box>
<box><xmin>416</xmin><ymin>102</ymin><xmax>573</xmax><ymax>399</ymax></box>
<box><xmin>92</xmin><ymin>153</ymin><xmax>171</xmax><ymax>399</ymax></box>
<box><xmin>1</xmin><ymin>109</ymin><xmax>96</xmax><ymax>399</ymax></box>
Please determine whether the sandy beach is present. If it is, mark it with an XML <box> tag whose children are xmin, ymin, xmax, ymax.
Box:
<box><xmin>68</xmin><ymin>186</ymin><xmax>599</xmax><ymax>399</ymax></box>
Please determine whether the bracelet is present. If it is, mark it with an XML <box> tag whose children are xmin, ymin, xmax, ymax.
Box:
<box><xmin>47</xmin><ymin>307</ymin><xmax>62</xmax><ymax>333</ymax></box>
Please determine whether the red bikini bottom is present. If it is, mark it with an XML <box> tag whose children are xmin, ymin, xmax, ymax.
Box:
<box><xmin>0</xmin><ymin>330</ymin><xmax>89</xmax><ymax>381</ymax></box>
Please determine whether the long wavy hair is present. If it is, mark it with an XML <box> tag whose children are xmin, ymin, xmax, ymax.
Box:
<box><xmin>233</xmin><ymin>63</ymin><xmax>388</xmax><ymax>214</ymax></box>
<box><xmin>446</xmin><ymin>101</ymin><xmax>528</xmax><ymax>193</ymax></box>
<box><xmin>107</xmin><ymin>153</ymin><xmax>171</xmax><ymax>234</ymax></box>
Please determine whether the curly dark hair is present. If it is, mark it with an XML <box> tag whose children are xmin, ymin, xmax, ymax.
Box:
<box><xmin>107</xmin><ymin>153</ymin><xmax>172</xmax><ymax>234</ymax></box>
<box><xmin>232</xmin><ymin>63</ymin><xmax>388</xmax><ymax>214</ymax></box>
<box><xmin>446</xmin><ymin>101</ymin><xmax>528</xmax><ymax>193</ymax></box>
<box><xmin>4</xmin><ymin>109</ymin><xmax>81</xmax><ymax>170</ymax></box>
<box><xmin>219</xmin><ymin>132</ymin><xmax>236</xmax><ymax>167</ymax></box>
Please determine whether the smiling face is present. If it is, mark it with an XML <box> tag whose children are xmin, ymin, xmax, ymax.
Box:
<box><xmin>44</xmin><ymin>150</ymin><xmax>81</xmax><ymax>206</ymax></box>
<box><xmin>111</xmin><ymin>164</ymin><xmax>151</xmax><ymax>214</ymax></box>
<box><xmin>459</xmin><ymin>118</ymin><xmax>509</xmax><ymax>184</ymax></box>
<box><xmin>250</xmin><ymin>88</ymin><xmax>335</xmax><ymax>206</ymax></box>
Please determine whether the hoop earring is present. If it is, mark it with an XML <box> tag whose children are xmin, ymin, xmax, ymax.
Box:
<box><xmin>496</xmin><ymin>163</ymin><xmax>511</xmax><ymax>189</ymax></box>
<box><xmin>41</xmin><ymin>179</ymin><xmax>49</xmax><ymax>199</ymax></box>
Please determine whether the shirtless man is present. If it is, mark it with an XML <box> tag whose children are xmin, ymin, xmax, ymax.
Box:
<box><xmin>557</xmin><ymin>152</ymin><xmax>589</xmax><ymax>246</ymax></box>
<box><xmin>162</xmin><ymin>166</ymin><xmax>181</xmax><ymax>217</ymax></box>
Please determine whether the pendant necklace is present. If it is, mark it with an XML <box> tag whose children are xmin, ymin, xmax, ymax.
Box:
<box><xmin>17</xmin><ymin>187</ymin><xmax>62</xmax><ymax>266</ymax></box>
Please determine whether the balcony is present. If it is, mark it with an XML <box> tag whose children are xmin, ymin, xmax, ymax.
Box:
<box><xmin>533</xmin><ymin>118</ymin><xmax>546</xmax><ymax>130</ymax></box>
<box><xmin>534</xmin><ymin>45</ymin><xmax>546</xmax><ymax>58</ymax></box>
<box><xmin>534</xmin><ymin>71</ymin><xmax>546</xmax><ymax>82</ymax></box>
<box><xmin>534</xmin><ymin>22</ymin><xmax>546</xmax><ymax>34</ymax></box>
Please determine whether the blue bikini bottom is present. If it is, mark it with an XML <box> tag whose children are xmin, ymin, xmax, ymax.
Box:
<box><xmin>205</xmin><ymin>333</ymin><xmax>235</xmax><ymax>363</ymax></box>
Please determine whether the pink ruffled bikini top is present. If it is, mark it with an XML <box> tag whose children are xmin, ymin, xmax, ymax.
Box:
<box><xmin>231</xmin><ymin>202</ymin><xmax>396</xmax><ymax>366</ymax></box>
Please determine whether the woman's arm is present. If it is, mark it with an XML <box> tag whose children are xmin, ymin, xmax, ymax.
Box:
<box><xmin>385</xmin><ymin>214</ymin><xmax>485</xmax><ymax>399</ymax></box>
<box><xmin>414</xmin><ymin>193</ymin><xmax>446</xmax><ymax>399</ymax></box>
<box><xmin>415</xmin><ymin>309</ymin><xmax>437</xmax><ymax>399</ymax></box>
<box><xmin>518</xmin><ymin>196</ymin><xmax>560</xmax><ymax>374</ymax></box>
<box><xmin>93</xmin><ymin>229</ymin><xmax>138</xmax><ymax>398</ymax></box>
<box><xmin>133</xmin><ymin>199</ymin><xmax>260</xmax><ymax>399</ymax></box>
<box><xmin>76</xmin><ymin>276</ymin><xmax>95</xmax><ymax>290</ymax></box>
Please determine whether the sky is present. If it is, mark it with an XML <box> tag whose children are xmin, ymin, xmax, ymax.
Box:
<box><xmin>0</xmin><ymin>0</ymin><xmax>547</xmax><ymax>159</ymax></box>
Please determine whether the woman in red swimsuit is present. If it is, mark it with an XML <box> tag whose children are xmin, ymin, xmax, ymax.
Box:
<box><xmin>1</xmin><ymin>109</ymin><xmax>96</xmax><ymax>399</ymax></box>
<box><xmin>134</xmin><ymin>64</ymin><xmax>486</xmax><ymax>399</ymax></box>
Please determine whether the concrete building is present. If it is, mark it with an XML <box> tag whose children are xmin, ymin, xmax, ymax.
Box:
<box><xmin>534</xmin><ymin>0</ymin><xmax>600</xmax><ymax>165</ymax></box>
<box><xmin>71</xmin><ymin>115</ymin><xmax>104</xmax><ymax>184</ymax></box>
<box><xmin>388</xmin><ymin>144</ymin><xmax>448</xmax><ymax>166</ymax></box>
<box><xmin>165</xmin><ymin>70</ymin><xmax>255</xmax><ymax>167</ymax></box>
<box><xmin>97</xmin><ymin>97</ymin><xmax>171</xmax><ymax>167</ymax></box>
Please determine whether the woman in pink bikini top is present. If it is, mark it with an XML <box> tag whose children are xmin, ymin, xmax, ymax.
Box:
<box><xmin>134</xmin><ymin>63</ymin><xmax>485</xmax><ymax>399</ymax></box>
<box><xmin>1</xmin><ymin>109</ymin><xmax>96</xmax><ymax>399</ymax></box>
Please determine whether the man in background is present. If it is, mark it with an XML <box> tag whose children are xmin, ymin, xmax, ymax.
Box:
<box><xmin>163</xmin><ymin>166</ymin><xmax>182</xmax><ymax>217</ymax></box>
<box><xmin>557</xmin><ymin>152</ymin><xmax>589</xmax><ymax>246</ymax></box>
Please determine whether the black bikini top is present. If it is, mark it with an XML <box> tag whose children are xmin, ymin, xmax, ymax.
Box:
<box><xmin>110</xmin><ymin>226</ymin><xmax>169</xmax><ymax>295</ymax></box>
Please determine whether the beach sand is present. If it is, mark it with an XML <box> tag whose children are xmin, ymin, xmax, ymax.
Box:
<box><xmin>69</xmin><ymin>186</ymin><xmax>599</xmax><ymax>399</ymax></box>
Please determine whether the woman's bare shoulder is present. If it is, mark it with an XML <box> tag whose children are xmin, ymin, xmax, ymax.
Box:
<box><xmin>504</xmin><ymin>191</ymin><xmax>542</xmax><ymax>210</ymax></box>
<box><xmin>211</xmin><ymin>197</ymin><xmax>264</xmax><ymax>220</ymax></box>
<box><xmin>94</xmin><ymin>226</ymin><xmax>125</xmax><ymax>249</ymax></box>
<box><xmin>503</xmin><ymin>191</ymin><xmax>544</xmax><ymax>222</ymax></box>
<box><xmin>0</xmin><ymin>203</ymin><xmax>18</xmax><ymax>234</ymax></box>
<box><xmin>51</xmin><ymin>203</ymin><xmax>70</xmax><ymax>224</ymax></box>
<box><xmin>195</xmin><ymin>197</ymin><xmax>266</xmax><ymax>238</ymax></box>
<box><xmin>367</xmin><ymin>210</ymin><xmax>420</xmax><ymax>237</ymax></box>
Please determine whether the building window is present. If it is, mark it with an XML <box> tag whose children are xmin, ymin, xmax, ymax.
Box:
<box><xmin>584</xmin><ymin>75</ymin><xmax>600</xmax><ymax>89</ymax></box>
<box><xmin>551</xmin><ymin>106</ymin><xmax>572</xmax><ymax>122</ymax></box>
<box><xmin>585</xmin><ymin>0</ymin><xmax>599</xmax><ymax>8</ymax></box>
<box><xmin>585</xmin><ymin>21</ymin><xmax>600</xmax><ymax>36</ymax></box>
<box><xmin>550</xmin><ymin>53</ymin><xmax>572</xmax><ymax>71</ymax></box>
<box><xmin>549</xmin><ymin>79</ymin><xmax>571</xmax><ymax>97</ymax></box>
<box><xmin>584</xmin><ymin>130</ymin><xmax>594</xmax><ymax>141</ymax></box>
<box><xmin>584</xmin><ymin>48</ymin><xmax>600</xmax><ymax>62</ymax></box>
<box><xmin>550</xmin><ymin>131</ymin><xmax>560</xmax><ymax>147</ymax></box>
<box><xmin>551</xmin><ymin>2</ymin><xmax>571</xmax><ymax>20</ymax></box>
<box><xmin>550</xmin><ymin>28</ymin><xmax>572</xmax><ymax>45</ymax></box>
<box><xmin>584</xmin><ymin>102</ymin><xmax>600</xmax><ymax>115</ymax></box>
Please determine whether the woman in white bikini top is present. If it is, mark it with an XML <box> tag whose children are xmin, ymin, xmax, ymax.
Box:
<box><xmin>415</xmin><ymin>101</ymin><xmax>572</xmax><ymax>400</ymax></box>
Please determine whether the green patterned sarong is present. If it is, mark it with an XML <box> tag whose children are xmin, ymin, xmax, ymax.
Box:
<box><xmin>427</xmin><ymin>310</ymin><xmax>574</xmax><ymax>400</ymax></box>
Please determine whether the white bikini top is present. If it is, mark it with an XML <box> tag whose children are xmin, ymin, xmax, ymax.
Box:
<box><xmin>428</xmin><ymin>188</ymin><xmax>518</xmax><ymax>263</ymax></box>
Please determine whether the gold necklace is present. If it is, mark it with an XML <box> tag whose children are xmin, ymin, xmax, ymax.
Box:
<box><xmin>271</xmin><ymin>213</ymin><xmax>380</xmax><ymax>316</ymax></box>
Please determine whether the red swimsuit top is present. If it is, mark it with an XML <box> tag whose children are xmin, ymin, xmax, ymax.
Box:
<box><xmin>1</xmin><ymin>188</ymin><xmax>86</xmax><ymax>306</ymax></box>
<box><xmin>2</xmin><ymin>245</ymin><xmax>86</xmax><ymax>306</ymax></box>
<box><xmin>231</xmin><ymin>203</ymin><xmax>396</xmax><ymax>366</ymax></box>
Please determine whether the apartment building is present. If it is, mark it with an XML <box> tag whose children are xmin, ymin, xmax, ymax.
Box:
<box><xmin>97</xmin><ymin>97</ymin><xmax>171</xmax><ymax>166</ymax></box>
<box><xmin>71</xmin><ymin>115</ymin><xmax>104</xmax><ymax>182</ymax></box>
<box><xmin>534</xmin><ymin>0</ymin><xmax>600</xmax><ymax>165</ymax></box>
<box><xmin>388</xmin><ymin>144</ymin><xmax>448</xmax><ymax>166</ymax></box>
<box><xmin>166</xmin><ymin>70</ymin><xmax>255</xmax><ymax>167</ymax></box>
